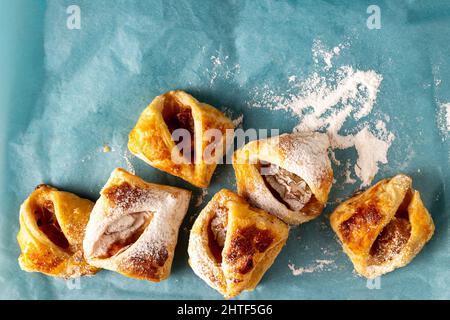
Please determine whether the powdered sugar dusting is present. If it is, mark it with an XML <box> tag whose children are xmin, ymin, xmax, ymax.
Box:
<box><xmin>447</xmin><ymin>107</ymin><xmax>450</xmax><ymax>131</ymax></box>
<box><xmin>83</xmin><ymin>169</ymin><xmax>191</xmax><ymax>276</ymax></box>
<box><xmin>249</xmin><ymin>40</ymin><xmax>394</xmax><ymax>187</ymax></box>
<box><xmin>279</xmin><ymin>132</ymin><xmax>331</xmax><ymax>189</ymax></box>
<box><xmin>344</xmin><ymin>160</ymin><xmax>357</xmax><ymax>184</ymax></box>
<box><xmin>437</xmin><ymin>102</ymin><xmax>450</xmax><ymax>140</ymax></box>
<box><xmin>312</xmin><ymin>39</ymin><xmax>347</xmax><ymax>70</ymax></box>
<box><xmin>288</xmin><ymin>259</ymin><xmax>335</xmax><ymax>276</ymax></box>
<box><xmin>207</xmin><ymin>53</ymin><xmax>240</xmax><ymax>86</ymax></box>
<box><xmin>122</xmin><ymin>150</ymin><xmax>136</xmax><ymax>174</ymax></box>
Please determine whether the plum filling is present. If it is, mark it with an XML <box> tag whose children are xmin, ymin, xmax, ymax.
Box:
<box><xmin>207</xmin><ymin>207</ymin><xmax>228</xmax><ymax>263</ymax></box>
<box><xmin>162</xmin><ymin>95</ymin><xmax>195</xmax><ymax>163</ymax></box>
<box><xmin>34</xmin><ymin>201</ymin><xmax>70</xmax><ymax>249</ymax></box>
<box><xmin>369</xmin><ymin>190</ymin><xmax>413</xmax><ymax>265</ymax></box>
<box><xmin>91</xmin><ymin>211</ymin><xmax>152</xmax><ymax>259</ymax></box>
<box><xmin>258</xmin><ymin>162</ymin><xmax>313</xmax><ymax>212</ymax></box>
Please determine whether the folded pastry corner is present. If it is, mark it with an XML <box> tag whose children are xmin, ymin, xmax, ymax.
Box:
<box><xmin>128</xmin><ymin>90</ymin><xmax>234</xmax><ymax>188</ymax></box>
<box><xmin>83</xmin><ymin>168</ymin><xmax>191</xmax><ymax>282</ymax></box>
<box><xmin>17</xmin><ymin>184</ymin><xmax>99</xmax><ymax>278</ymax></box>
<box><xmin>232</xmin><ymin>132</ymin><xmax>333</xmax><ymax>225</ymax></box>
<box><xmin>188</xmin><ymin>189</ymin><xmax>289</xmax><ymax>298</ymax></box>
<box><xmin>330</xmin><ymin>174</ymin><xmax>435</xmax><ymax>278</ymax></box>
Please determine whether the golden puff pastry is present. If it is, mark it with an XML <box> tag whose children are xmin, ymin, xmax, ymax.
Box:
<box><xmin>17</xmin><ymin>184</ymin><xmax>99</xmax><ymax>278</ymax></box>
<box><xmin>232</xmin><ymin>132</ymin><xmax>333</xmax><ymax>225</ymax></box>
<box><xmin>188</xmin><ymin>189</ymin><xmax>289</xmax><ymax>298</ymax></box>
<box><xmin>128</xmin><ymin>90</ymin><xmax>234</xmax><ymax>188</ymax></box>
<box><xmin>83</xmin><ymin>168</ymin><xmax>191</xmax><ymax>282</ymax></box>
<box><xmin>330</xmin><ymin>174</ymin><xmax>435</xmax><ymax>278</ymax></box>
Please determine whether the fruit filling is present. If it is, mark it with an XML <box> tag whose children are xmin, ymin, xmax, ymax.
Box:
<box><xmin>369</xmin><ymin>190</ymin><xmax>413</xmax><ymax>265</ymax></box>
<box><xmin>91</xmin><ymin>211</ymin><xmax>152</xmax><ymax>259</ymax></box>
<box><xmin>162</xmin><ymin>95</ymin><xmax>195</xmax><ymax>163</ymax></box>
<box><xmin>208</xmin><ymin>206</ymin><xmax>228</xmax><ymax>263</ymax></box>
<box><xmin>258</xmin><ymin>162</ymin><xmax>313</xmax><ymax>211</ymax></box>
<box><xmin>34</xmin><ymin>200</ymin><xmax>70</xmax><ymax>249</ymax></box>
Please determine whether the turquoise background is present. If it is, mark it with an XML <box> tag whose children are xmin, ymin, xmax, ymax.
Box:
<box><xmin>0</xmin><ymin>0</ymin><xmax>449</xmax><ymax>299</ymax></box>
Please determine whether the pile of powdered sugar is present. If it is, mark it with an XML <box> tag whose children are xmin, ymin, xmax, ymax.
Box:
<box><xmin>249</xmin><ymin>40</ymin><xmax>395</xmax><ymax>187</ymax></box>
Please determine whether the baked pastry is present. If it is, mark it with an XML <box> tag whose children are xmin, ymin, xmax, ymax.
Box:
<box><xmin>17</xmin><ymin>184</ymin><xmax>98</xmax><ymax>278</ymax></box>
<box><xmin>188</xmin><ymin>189</ymin><xmax>289</xmax><ymax>298</ymax></box>
<box><xmin>232</xmin><ymin>132</ymin><xmax>333</xmax><ymax>225</ymax></box>
<box><xmin>330</xmin><ymin>174</ymin><xmax>435</xmax><ymax>278</ymax></box>
<box><xmin>128</xmin><ymin>90</ymin><xmax>234</xmax><ymax>188</ymax></box>
<box><xmin>83</xmin><ymin>168</ymin><xmax>191</xmax><ymax>282</ymax></box>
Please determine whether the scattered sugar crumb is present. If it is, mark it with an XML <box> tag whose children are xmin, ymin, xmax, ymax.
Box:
<box><xmin>208</xmin><ymin>53</ymin><xmax>240</xmax><ymax>86</ymax></box>
<box><xmin>123</xmin><ymin>151</ymin><xmax>135</xmax><ymax>174</ymax></box>
<box><xmin>312</xmin><ymin>39</ymin><xmax>347</xmax><ymax>70</ymax></box>
<box><xmin>394</xmin><ymin>142</ymin><xmax>415</xmax><ymax>170</ymax></box>
<box><xmin>288</xmin><ymin>259</ymin><xmax>335</xmax><ymax>276</ymax></box>
<box><xmin>437</xmin><ymin>102</ymin><xmax>450</xmax><ymax>140</ymax></box>
<box><xmin>432</xmin><ymin>65</ymin><xmax>441</xmax><ymax>87</ymax></box>
<box><xmin>288</xmin><ymin>75</ymin><xmax>297</xmax><ymax>83</ymax></box>
<box><xmin>320</xmin><ymin>247</ymin><xmax>338</xmax><ymax>257</ymax></box>
<box><xmin>80</xmin><ymin>155</ymin><xmax>91</xmax><ymax>163</ymax></box>
<box><xmin>211</xmin><ymin>55</ymin><xmax>223</xmax><ymax>66</ymax></box>
<box><xmin>344</xmin><ymin>160</ymin><xmax>357</xmax><ymax>184</ymax></box>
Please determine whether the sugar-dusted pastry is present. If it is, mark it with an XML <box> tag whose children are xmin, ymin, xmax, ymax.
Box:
<box><xmin>330</xmin><ymin>174</ymin><xmax>435</xmax><ymax>278</ymax></box>
<box><xmin>188</xmin><ymin>189</ymin><xmax>289</xmax><ymax>298</ymax></box>
<box><xmin>83</xmin><ymin>168</ymin><xmax>190</xmax><ymax>282</ymax></box>
<box><xmin>17</xmin><ymin>185</ymin><xmax>98</xmax><ymax>278</ymax></box>
<box><xmin>128</xmin><ymin>90</ymin><xmax>234</xmax><ymax>188</ymax></box>
<box><xmin>232</xmin><ymin>132</ymin><xmax>333</xmax><ymax>225</ymax></box>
